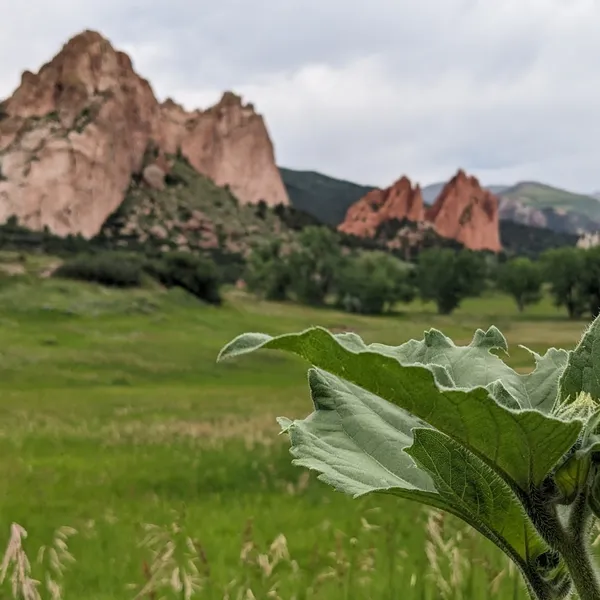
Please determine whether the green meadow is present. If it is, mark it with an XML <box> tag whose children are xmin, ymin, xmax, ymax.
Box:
<box><xmin>0</xmin><ymin>256</ymin><xmax>591</xmax><ymax>599</ymax></box>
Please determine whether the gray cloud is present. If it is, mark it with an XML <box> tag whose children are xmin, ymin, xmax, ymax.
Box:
<box><xmin>1</xmin><ymin>0</ymin><xmax>599</xmax><ymax>192</ymax></box>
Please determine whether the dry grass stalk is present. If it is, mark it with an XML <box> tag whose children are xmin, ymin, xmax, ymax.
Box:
<box><xmin>0</xmin><ymin>523</ymin><xmax>41</xmax><ymax>600</ymax></box>
<box><xmin>36</xmin><ymin>526</ymin><xmax>77</xmax><ymax>600</ymax></box>
<box><xmin>134</xmin><ymin>520</ymin><xmax>207</xmax><ymax>600</ymax></box>
<box><xmin>0</xmin><ymin>523</ymin><xmax>76</xmax><ymax>600</ymax></box>
<box><xmin>226</xmin><ymin>519</ymin><xmax>297</xmax><ymax>600</ymax></box>
<box><xmin>425</xmin><ymin>509</ymin><xmax>470</xmax><ymax>600</ymax></box>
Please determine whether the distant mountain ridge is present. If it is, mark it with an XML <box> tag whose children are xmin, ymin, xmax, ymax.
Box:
<box><xmin>279</xmin><ymin>168</ymin><xmax>375</xmax><ymax>226</ymax></box>
<box><xmin>281</xmin><ymin>167</ymin><xmax>600</xmax><ymax>236</ymax></box>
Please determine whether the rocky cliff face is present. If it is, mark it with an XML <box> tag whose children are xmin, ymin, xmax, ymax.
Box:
<box><xmin>497</xmin><ymin>197</ymin><xmax>548</xmax><ymax>229</ymax></box>
<box><xmin>338</xmin><ymin>176</ymin><xmax>425</xmax><ymax>236</ymax></box>
<box><xmin>158</xmin><ymin>94</ymin><xmax>288</xmax><ymax>211</ymax></box>
<box><xmin>426</xmin><ymin>170</ymin><xmax>502</xmax><ymax>252</ymax></box>
<box><xmin>339</xmin><ymin>169</ymin><xmax>502</xmax><ymax>252</ymax></box>
<box><xmin>0</xmin><ymin>30</ymin><xmax>288</xmax><ymax>237</ymax></box>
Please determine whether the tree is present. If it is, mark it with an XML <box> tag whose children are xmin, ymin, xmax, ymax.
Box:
<box><xmin>244</xmin><ymin>239</ymin><xmax>291</xmax><ymax>301</ymax></box>
<box><xmin>540</xmin><ymin>247</ymin><xmax>586</xmax><ymax>318</ymax></box>
<box><xmin>417</xmin><ymin>248</ymin><xmax>486</xmax><ymax>314</ymax></box>
<box><xmin>497</xmin><ymin>257</ymin><xmax>543</xmax><ymax>312</ymax></box>
<box><xmin>255</xmin><ymin>200</ymin><xmax>268</xmax><ymax>220</ymax></box>
<box><xmin>145</xmin><ymin>251</ymin><xmax>222</xmax><ymax>305</ymax></box>
<box><xmin>287</xmin><ymin>226</ymin><xmax>344</xmax><ymax>306</ymax></box>
<box><xmin>579</xmin><ymin>246</ymin><xmax>600</xmax><ymax>318</ymax></box>
<box><xmin>52</xmin><ymin>251</ymin><xmax>145</xmax><ymax>288</ymax></box>
<box><xmin>336</xmin><ymin>251</ymin><xmax>415</xmax><ymax>314</ymax></box>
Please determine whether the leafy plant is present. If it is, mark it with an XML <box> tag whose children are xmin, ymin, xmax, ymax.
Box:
<box><xmin>244</xmin><ymin>239</ymin><xmax>291</xmax><ymax>301</ymax></box>
<box><xmin>145</xmin><ymin>252</ymin><xmax>221</xmax><ymax>305</ymax></box>
<box><xmin>417</xmin><ymin>248</ymin><xmax>486</xmax><ymax>314</ymax></box>
<box><xmin>580</xmin><ymin>247</ymin><xmax>600</xmax><ymax>319</ymax></box>
<box><xmin>496</xmin><ymin>257</ymin><xmax>543</xmax><ymax>312</ymax></box>
<box><xmin>53</xmin><ymin>252</ymin><xmax>146</xmax><ymax>288</ymax></box>
<box><xmin>218</xmin><ymin>315</ymin><xmax>600</xmax><ymax>600</ymax></box>
<box><xmin>286</xmin><ymin>226</ymin><xmax>344</xmax><ymax>306</ymax></box>
<box><xmin>541</xmin><ymin>247</ymin><xmax>586</xmax><ymax>319</ymax></box>
<box><xmin>335</xmin><ymin>251</ymin><xmax>415</xmax><ymax>315</ymax></box>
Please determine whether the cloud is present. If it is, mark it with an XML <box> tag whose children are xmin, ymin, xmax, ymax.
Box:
<box><xmin>1</xmin><ymin>0</ymin><xmax>599</xmax><ymax>191</ymax></box>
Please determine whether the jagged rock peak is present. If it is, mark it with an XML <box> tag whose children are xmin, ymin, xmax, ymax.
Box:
<box><xmin>338</xmin><ymin>168</ymin><xmax>502</xmax><ymax>252</ymax></box>
<box><xmin>3</xmin><ymin>29</ymin><xmax>155</xmax><ymax>122</ymax></box>
<box><xmin>0</xmin><ymin>29</ymin><xmax>289</xmax><ymax>238</ymax></box>
<box><xmin>338</xmin><ymin>174</ymin><xmax>425</xmax><ymax>237</ymax></box>
<box><xmin>425</xmin><ymin>168</ymin><xmax>501</xmax><ymax>252</ymax></box>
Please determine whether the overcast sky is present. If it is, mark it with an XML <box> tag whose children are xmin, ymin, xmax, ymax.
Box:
<box><xmin>1</xmin><ymin>0</ymin><xmax>599</xmax><ymax>192</ymax></box>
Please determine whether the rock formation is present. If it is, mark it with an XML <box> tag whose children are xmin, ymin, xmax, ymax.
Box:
<box><xmin>426</xmin><ymin>170</ymin><xmax>502</xmax><ymax>252</ymax></box>
<box><xmin>0</xmin><ymin>30</ymin><xmax>289</xmax><ymax>238</ymax></box>
<box><xmin>577</xmin><ymin>231</ymin><xmax>600</xmax><ymax>249</ymax></box>
<box><xmin>339</xmin><ymin>169</ymin><xmax>502</xmax><ymax>252</ymax></box>
<box><xmin>157</xmin><ymin>93</ymin><xmax>288</xmax><ymax>211</ymax></box>
<box><xmin>338</xmin><ymin>176</ymin><xmax>425</xmax><ymax>237</ymax></box>
<box><xmin>497</xmin><ymin>196</ymin><xmax>548</xmax><ymax>229</ymax></box>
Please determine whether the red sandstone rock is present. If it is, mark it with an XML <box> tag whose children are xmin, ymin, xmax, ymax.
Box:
<box><xmin>338</xmin><ymin>169</ymin><xmax>502</xmax><ymax>252</ymax></box>
<box><xmin>338</xmin><ymin>175</ymin><xmax>425</xmax><ymax>237</ymax></box>
<box><xmin>426</xmin><ymin>169</ymin><xmax>502</xmax><ymax>252</ymax></box>
<box><xmin>0</xmin><ymin>30</ymin><xmax>288</xmax><ymax>237</ymax></box>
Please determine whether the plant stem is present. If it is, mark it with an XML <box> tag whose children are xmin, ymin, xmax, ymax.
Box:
<box><xmin>523</xmin><ymin>571</ymin><xmax>566</xmax><ymax>600</ymax></box>
<box><xmin>560</xmin><ymin>545</ymin><xmax>600</xmax><ymax>600</ymax></box>
<box><xmin>555</xmin><ymin>489</ymin><xmax>600</xmax><ymax>600</ymax></box>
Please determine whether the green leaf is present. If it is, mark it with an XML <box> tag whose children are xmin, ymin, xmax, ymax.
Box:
<box><xmin>218</xmin><ymin>327</ymin><xmax>581</xmax><ymax>491</ymax></box>
<box><xmin>281</xmin><ymin>368</ymin><xmax>439</xmax><ymax>498</ymax></box>
<box><xmin>559</xmin><ymin>316</ymin><xmax>600</xmax><ymax>404</ymax></box>
<box><xmin>406</xmin><ymin>428</ymin><xmax>563</xmax><ymax>586</ymax></box>
<box><xmin>553</xmin><ymin>450</ymin><xmax>592</xmax><ymax>505</ymax></box>
<box><xmin>589</xmin><ymin>466</ymin><xmax>600</xmax><ymax>520</ymax></box>
<box><xmin>373</xmin><ymin>326</ymin><xmax>569</xmax><ymax>412</ymax></box>
<box><xmin>281</xmin><ymin>367</ymin><xmax>560</xmax><ymax>592</ymax></box>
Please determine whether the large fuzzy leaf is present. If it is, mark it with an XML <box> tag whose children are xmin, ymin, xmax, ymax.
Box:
<box><xmin>385</xmin><ymin>326</ymin><xmax>569</xmax><ymax>412</ymax></box>
<box><xmin>406</xmin><ymin>428</ymin><xmax>563</xmax><ymax>587</ymax></box>
<box><xmin>559</xmin><ymin>317</ymin><xmax>600</xmax><ymax>404</ymax></box>
<box><xmin>218</xmin><ymin>327</ymin><xmax>581</xmax><ymax>491</ymax></box>
<box><xmin>280</xmin><ymin>368</ymin><xmax>559</xmax><ymax>589</ymax></box>
<box><xmin>279</xmin><ymin>369</ymin><xmax>438</xmax><ymax>497</ymax></box>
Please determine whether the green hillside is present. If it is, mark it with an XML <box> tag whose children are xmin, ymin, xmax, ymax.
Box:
<box><xmin>280</xmin><ymin>167</ymin><xmax>375</xmax><ymax>225</ymax></box>
<box><xmin>499</xmin><ymin>220</ymin><xmax>578</xmax><ymax>257</ymax></box>
<box><xmin>101</xmin><ymin>157</ymin><xmax>297</xmax><ymax>257</ymax></box>
<box><xmin>501</xmin><ymin>181</ymin><xmax>600</xmax><ymax>223</ymax></box>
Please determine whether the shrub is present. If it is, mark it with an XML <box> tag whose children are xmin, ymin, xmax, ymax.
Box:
<box><xmin>496</xmin><ymin>256</ymin><xmax>543</xmax><ymax>312</ymax></box>
<box><xmin>146</xmin><ymin>252</ymin><xmax>221</xmax><ymax>305</ymax></box>
<box><xmin>244</xmin><ymin>240</ymin><xmax>291</xmax><ymax>301</ymax></box>
<box><xmin>286</xmin><ymin>226</ymin><xmax>344</xmax><ymax>306</ymax></box>
<box><xmin>53</xmin><ymin>252</ymin><xmax>145</xmax><ymax>287</ymax></box>
<box><xmin>541</xmin><ymin>247</ymin><xmax>586</xmax><ymax>318</ymax></box>
<box><xmin>417</xmin><ymin>248</ymin><xmax>486</xmax><ymax>314</ymax></box>
<box><xmin>336</xmin><ymin>251</ymin><xmax>415</xmax><ymax>314</ymax></box>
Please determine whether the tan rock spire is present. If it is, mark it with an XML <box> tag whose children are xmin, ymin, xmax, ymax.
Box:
<box><xmin>0</xmin><ymin>30</ymin><xmax>289</xmax><ymax>238</ymax></box>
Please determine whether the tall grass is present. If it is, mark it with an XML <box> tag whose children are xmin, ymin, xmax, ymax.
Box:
<box><xmin>0</xmin><ymin>276</ymin><xmax>589</xmax><ymax>599</ymax></box>
<box><xmin>0</xmin><ymin>511</ymin><xmax>528</xmax><ymax>600</ymax></box>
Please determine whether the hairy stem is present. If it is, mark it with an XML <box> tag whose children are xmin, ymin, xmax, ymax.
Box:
<box><xmin>559</xmin><ymin>491</ymin><xmax>600</xmax><ymax>600</ymax></box>
<box><xmin>559</xmin><ymin>542</ymin><xmax>600</xmax><ymax>600</ymax></box>
<box><xmin>523</xmin><ymin>570</ymin><xmax>570</xmax><ymax>600</ymax></box>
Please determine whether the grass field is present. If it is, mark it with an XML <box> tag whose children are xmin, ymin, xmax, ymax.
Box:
<box><xmin>0</xmin><ymin>262</ymin><xmax>593</xmax><ymax>599</ymax></box>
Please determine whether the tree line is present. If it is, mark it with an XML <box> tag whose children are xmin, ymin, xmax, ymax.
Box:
<box><xmin>244</xmin><ymin>226</ymin><xmax>600</xmax><ymax>318</ymax></box>
<box><xmin>4</xmin><ymin>214</ymin><xmax>598</xmax><ymax>318</ymax></box>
